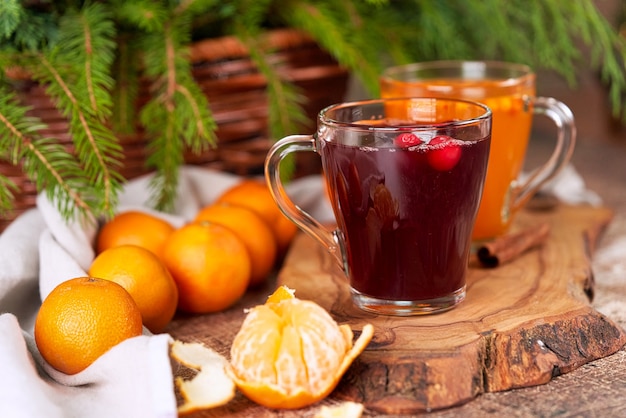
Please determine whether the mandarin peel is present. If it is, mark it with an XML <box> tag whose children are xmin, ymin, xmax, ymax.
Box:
<box><xmin>228</xmin><ymin>287</ymin><xmax>374</xmax><ymax>409</ymax></box>
<box><xmin>171</xmin><ymin>340</ymin><xmax>235</xmax><ymax>415</ymax></box>
<box><xmin>314</xmin><ymin>401</ymin><xmax>365</xmax><ymax>418</ymax></box>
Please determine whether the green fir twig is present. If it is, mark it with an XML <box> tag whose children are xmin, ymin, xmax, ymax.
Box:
<box><xmin>0</xmin><ymin>90</ymin><xmax>92</xmax><ymax>220</ymax></box>
<box><xmin>233</xmin><ymin>0</ymin><xmax>308</xmax><ymax>179</ymax></box>
<box><xmin>140</xmin><ymin>9</ymin><xmax>216</xmax><ymax>212</ymax></box>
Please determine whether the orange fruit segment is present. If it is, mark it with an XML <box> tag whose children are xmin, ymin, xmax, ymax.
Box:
<box><xmin>194</xmin><ymin>203</ymin><xmax>277</xmax><ymax>287</ymax></box>
<box><xmin>265</xmin><ymin>285</ymin><xmax>295</xmax><ymax>304</ymax></box>
<box><xmin>228</xmin><ymin>287</ymin><xmax>374</xmax><ymax>409</ymax></box>
<box><xmin>162</xmin><ymin>221</ymin><xmax>251</xmax><ymax>313</ymax></box>
<box><xmin>170</xmin><ymin>340</ymin><xmax>236</xmax><ymax>415</ymax></box>
<box><xmin>34</xmin><ymin>277</ymin><xmax>143</xmax><ymax>375</ymax></box>
<box><xmin>96</xmin><ymin>211</ymin><xmax>175</xmax><ymax>261</ymax></box>
<box><xmin>88</xmin><ymin>245</ymin><xmax>178</xmax><ymax>333</ymax></box>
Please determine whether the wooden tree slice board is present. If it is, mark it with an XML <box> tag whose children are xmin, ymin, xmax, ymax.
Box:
<box><xmin>275</xmin><ymin>204</ymin><xmax>626</xmax><ymax>414</ymax></box>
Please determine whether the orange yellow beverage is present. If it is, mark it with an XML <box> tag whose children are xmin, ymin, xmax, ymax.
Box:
<box><xmin>381</xmin><ymin>61</ymin><xmax>576</xmax><ymax>241</ymax></box>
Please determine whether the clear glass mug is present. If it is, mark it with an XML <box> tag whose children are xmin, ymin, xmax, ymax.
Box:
<box><xmin>381</xmin><ymin>61</ymin><xmax>576</xmax><ymax>241</ymax></box>
<box><xmin>265</xmin><ymin>98</ymin><xmax>492</xmax><ymax>315</ymax></box>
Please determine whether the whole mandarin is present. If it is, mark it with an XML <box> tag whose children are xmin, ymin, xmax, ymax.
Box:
<box><xmin>88</xmin><ymin>245</ymin><xmax>178</xmax><ymax>333</ymax></box>
<box><xmin>34</xmin><ymin>277</ymin><xmax>143</xmax><ymax>375</ymax></box>
<box><xmin>194</xmin><ymin>203</ymin><xmax>277</xmax><ymax>286</ymax></box>
<box><xmin>162</xmin><ymin>222</ymin><xmax>251</xmax><ymax>313</ymax></box>
<box><xmin>215</xmin><ymin>180</ymin><xmax>297</xmax><ymax>254</ymax></box>
<box><xmin>96</xmin><ymin>211</ymin><xmax>175</xmax><ymax>261</ymax></box>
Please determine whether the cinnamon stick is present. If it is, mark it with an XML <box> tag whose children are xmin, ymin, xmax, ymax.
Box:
<box><xmin>477</xmin><ymin>223</ymin><xmax>551</xmax><ymax>268</ymax></box>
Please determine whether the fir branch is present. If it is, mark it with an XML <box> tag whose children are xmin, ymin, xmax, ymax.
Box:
<box><xmin>232</xmin><ymin>11</ymin><xmax>307</xmax><ymax>179</ymax></box>
<box><xmin>29</xmin><ymin>3</ymin><xmax>124</xmax><ymax>216</ymax></box>
<box><xmin>570</xmin><ymin>0</ymin><xmax>626</xmax><ymax>121</ymax></box>
<box><xmin>140</xmin><ymin>17</ymin><xmax>216</xmax><ymax>211</ymax></box>
<box><xmin>457</xmin><ymin>0</ymin><xmax>531</xmax><ymax>63</ymax></box>
<box><xmin>0</xmin><ymin>0</ymin><xmax>21</xmax><ymax>40</ymax></box>
<box><xmin>363</xmin><ymin>0</ymin><xmax>388</xmax><ymax>5</ymax></box>
<box><xmin>0</xmin><ymin>90</ymin><xmax>33</xmax><ymax>164</ymax></box>
<box><xmin>233</xmin><ymin>0</ymin><xmax>273</xmax><ymax>29</ymax></box>
<box><xmin>518</xmin><ymin>0</ymin><xmax>577</xmax><ymax>85</ymax></box>
<box><xmin>328</xmin><ymin>0</ymin><xmax>387</xmax><ymax>89</ymax></box>
<box><xmin>361</xmin><ymin>5</ymin><xmax>413</xmax><ymax>66</ymax></box>
<box><xmin>261</xmin><ymin>58</ymin><xmax>308</xmax><ymax>140</ymax></box>
<box><xmin>0</xmin><ymin>89</ymin><xmax>93</xmax><ymax>220</ymax></box>
<box><xmin>141</xmin><ymin>22</ymin><xmax>184</xmax><ymax>212</ymax></box>
<box><xmin>280</xmin><ymin>0</ymin><xmax>381</xmax><ymax>94</ymax></box>
<box><xmin>57</xmin><ymin>3</ymin><xmax>116</xmax><ymax>118</ymax></box>
<box><xmin>0</xmin><ymin>174</ymin><xmax>17</xmax><ymax>216</ymax></box>
<box><xmin>111</xmin><ymin>34</ymin><xmax>139</xmax><ymax>133</ymax></box>
<box><xmin>32</xmin><ymin>53</ymin><xmax>123</xmax><ymax>216</ymax></box>
<box><xmin>173</xmin><ymin>82</ymin><xmax>216</xmax><ymax>153</ymax></box>
<box><xmin>412</xmin><ymin>1</ymin><xmax>470</xmax><ymax>61</ymax></box>
<box><xmin>22</xmin><ymin>137</ymin><xmax>93</xmax><ymax>219</ymax></box>
<box><xmin>111</xmin><ymin>0</ymin><xmax>168</xmax><ymax>33</ymax></box>
<box><xmin>0</xmin><ymin>2</ymin><xmax>58</xmax><ymax>52</ymax></box>
<box><xmin>174</xmin><ymin>0</ymin><xmax>223</xmax><ymax>17</ymax></box>
<box><xmin>143</xmin><ymin>98</ymin><xmax>183</xmax><ymax>212</ymax></box>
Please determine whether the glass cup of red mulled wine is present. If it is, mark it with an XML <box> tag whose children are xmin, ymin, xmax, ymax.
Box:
<box><xmin>265</xmin><ymin>98</ymin><xmax>492</xmax><ymax>315</ymax></box>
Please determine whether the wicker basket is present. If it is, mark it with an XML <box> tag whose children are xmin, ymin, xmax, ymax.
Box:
<box><xmin>2</xmin><ymin>29</ymin><xmax>349</xmax><ymax>231</ymax></box>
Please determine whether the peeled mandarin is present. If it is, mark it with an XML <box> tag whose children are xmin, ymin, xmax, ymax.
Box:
<box><xmin>228</xmin><ymin>286</ymin><xmax>374</xmax><ymax>409</ymax></box>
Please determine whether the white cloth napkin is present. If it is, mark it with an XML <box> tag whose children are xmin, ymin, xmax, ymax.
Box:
<box><xmin>522</xmin><ymin>163</ymin><xmax>603</xmax><ymax>207</ymax></box>
<box><xmin>0</xmin><ymin>166</ymin><xmax>333</xmax><ymax>418</ymax></box>
<box><xmin>535</xmin><ymin>164</ymin><xmax>603</xmax><ymax>207</ymax></box>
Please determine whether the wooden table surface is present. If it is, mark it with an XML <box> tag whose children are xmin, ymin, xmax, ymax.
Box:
<box><xmin>169</xmin><ymin>130</ymin><xmax>626</xmax><ymax>417</ymax></box>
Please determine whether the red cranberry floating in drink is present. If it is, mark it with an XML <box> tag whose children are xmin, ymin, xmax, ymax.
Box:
<box><xmin>394</xmin><ymin>132</ymin><xmax>423</xmax><ymax>147</ymax></box>
<box><xmin>427</xmin><ymin>135</ymin><xmax>462</xmax><ymax>171</ymax></box>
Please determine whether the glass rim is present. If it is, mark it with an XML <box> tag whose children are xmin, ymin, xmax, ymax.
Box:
<box><xmin>380</xmin><ymin>60</ymin><xmax>534</xmax><ymax>84</ymax></box>
<box><xmin>318</xmin><ymin>97</ymin><xmax>492</xmax><ymax>132</ymax></box>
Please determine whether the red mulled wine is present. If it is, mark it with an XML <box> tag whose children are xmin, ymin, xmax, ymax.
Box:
<box><xmin>320</xmin><ymin>127</ymin><xmax>490</xmax><ymax>304</ymax></box>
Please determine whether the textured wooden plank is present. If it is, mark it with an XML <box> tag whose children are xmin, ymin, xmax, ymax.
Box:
<box><xmin>166</xmin><ymin>75</ymin><xmax>626</xmax><ymax>418</ymax></box>
<box><xmin>274</xmin><ymin>204</ymin><xmax>626</xmax><ymax>413</ymax></box>
<box><xmin>167</xmin><ymin>204</ymin><xmax>626</xmax><ymax>416</ymax></box>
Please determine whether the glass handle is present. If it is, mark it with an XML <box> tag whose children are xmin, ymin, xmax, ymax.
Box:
<box><xmin>264</xmin><ymin>135</ymin><xmax>347</xmax><ymax>271</ymax></box>
<box><xmin>512</xmin><ymin>96</ymin><xmax>576</xmax><ymax>210</ymax></box>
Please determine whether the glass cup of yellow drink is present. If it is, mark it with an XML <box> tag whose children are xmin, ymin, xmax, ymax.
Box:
<box><xmin>380</xmin><ymin>61</ymin><xmax>576</xmax><ymax>241</ymax></box>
